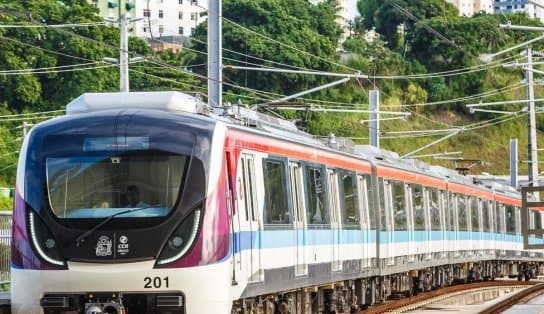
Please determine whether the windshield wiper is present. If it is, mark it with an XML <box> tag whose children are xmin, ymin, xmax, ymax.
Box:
<box><xmin>75</xmin><ymin>207</ymin><xmax>151</xmax><ymax>246</ymax></box>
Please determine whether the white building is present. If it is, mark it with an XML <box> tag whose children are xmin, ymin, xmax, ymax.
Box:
<box><xmin>309</xmin><ymin>0</ymin><xmax>359</xmax><ymax>41</ymax></box>
<box><xmin>88</xmin><ymin>0</ymin><xmax>207</xmax><ymax>38</ymax></box>
<box><xmin>446</xmin><ymin>0</ymin><xmax>494</xmax><ymax>16</ymax></box>
<box><xmin>135</xmin><ymin>0</ymin><xmax>206</xmax><ymax>38</ymax></box>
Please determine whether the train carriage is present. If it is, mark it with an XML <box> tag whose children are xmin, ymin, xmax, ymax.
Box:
<box><xmin>10</xmin><ymin>91</ymin><xmax>544</xmax><ymax>314</ymax></box>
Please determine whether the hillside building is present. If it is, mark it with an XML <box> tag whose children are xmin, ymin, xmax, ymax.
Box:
<box><xmin>446</xmin><ymin>0</ymin><xmax>494</xmax><ymax>16</ymax></box>
<box><xmin>88</xmin><ymin>0</ymin><xmax>206</xmax><ymax>39</ymax></box>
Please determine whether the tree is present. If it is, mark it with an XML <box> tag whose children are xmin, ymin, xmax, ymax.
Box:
<box><xmin>190</xmin><ymin>0</ymin><xmax>343</xmax><ymax>100</ymax></box>
<box><xmin>357</xmin><ymin>0</ymin><xmax>458</xmax><ymax>51</ymax></box>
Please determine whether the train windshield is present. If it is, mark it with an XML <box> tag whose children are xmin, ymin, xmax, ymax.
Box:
<box><xmin>46</xmin><ymin>153</ymin><xmax>187</xmax><ymax>219</ymax></box>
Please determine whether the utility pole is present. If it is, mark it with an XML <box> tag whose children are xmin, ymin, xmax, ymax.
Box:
<box><xmin>119</xmin><ymin>13</ymin><xmax>129</xmax><ymax>92</ymax></box>
<box><xmin>511</xmin><ymin>138</ymin><xmax>518</xmax><ymax>188</ymax></box>
<box><xmin>104</xmin><ymin>0</ymin><xmax>139</xmax><ymax>92</ymax></box>
<box><xmin>526</xmin><ymin>48</ymin><xmax>539</xmax><ymax>190</ymax></box>
<box><xmin>369</xmin><ymin>90</ymin><xmax>379</xmax><ymax>148</ymax></box>
<box><xmin>208</xmin><ymin>0</ymin><xmax>222</xmax><ymax>107</ymax></box>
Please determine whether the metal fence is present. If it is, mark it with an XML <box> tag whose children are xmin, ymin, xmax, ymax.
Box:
<box><xmin>0</xmin><ymin>212</ymin><xmax>11</xmax><ymax>284</ymax></box>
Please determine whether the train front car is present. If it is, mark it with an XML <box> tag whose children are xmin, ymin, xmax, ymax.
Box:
<box><xmin>11</xmin><ymin>92</ymin><xmax>231</xmax><ymax>314</ymax></box>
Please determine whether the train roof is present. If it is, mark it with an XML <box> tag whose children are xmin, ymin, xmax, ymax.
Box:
<box><xmin>62</xmin><ymin>91</ymin><xmax>520</xmax><ymax>197</ymax></box>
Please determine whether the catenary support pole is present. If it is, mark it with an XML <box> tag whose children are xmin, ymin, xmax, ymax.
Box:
<box><xmin>208</xmin><ymin>0</ymin><xmax>222</xmax><ymax>107</ymax></box>
<box><xmin>369</xmin><ymin>90</ymin><xmax>379</xmax><ymax>148</ymax></box>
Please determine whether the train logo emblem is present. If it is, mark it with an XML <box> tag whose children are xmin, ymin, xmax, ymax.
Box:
<box><xmin>95</xmin><ymin>236</ymin><xmax>112</xmax><ymax>256</ymax></box>
<box><xmin>117</xmin><ymin>235</ymin><xmax>129</xmax><ymax>255</ymax></box>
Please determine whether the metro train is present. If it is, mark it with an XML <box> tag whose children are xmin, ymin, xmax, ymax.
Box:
<box><xmin>10</xmin><ymin>91</ymin><xmax>544</xmax><ymax>314</ymax></box>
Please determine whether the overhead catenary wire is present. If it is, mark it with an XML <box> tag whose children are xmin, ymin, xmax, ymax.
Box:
<box><xmin>0</xmin><ymin>63</ymin><xmax>117</xmax><ymax>75</ymax></box>
<box><xmin>1</xmin><ymin>35</ymin><xmax>96</xmax><ymax>62</ymax></box>
<box><xmin>0</xmin><ymin>6</ymin><xmax>533</xmax><ymax>149</ymax></box>
<box><xmin>0</xmin><ymin>61</ymin><xmax>105</xmax><ymax>74</ymax></box>
<box><xmin>0</xmin><ymin>21</ymin><xmax>108</xmax><ymax>28</ymax></box>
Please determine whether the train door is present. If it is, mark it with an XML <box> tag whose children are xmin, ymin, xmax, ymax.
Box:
<box><xmin>422</xmin><ymin>187</ymin><xmax>432</xmax><ymax>260</ymax></box>
<box><xmin>452</xmin><ymin>194</ymin><xmax>460</xmax><ymax>258</ymax></box>
<box><xmin>358</xmin><ymin>174</ymin><xmax>371</xmax><ymax>268</ymax></box>
<box><xmin>499</xmin><ymin>204</ymin><xmax>506</xmax><ymax>256</ymax></box>
<box><xmin>327</xmin><ymin>169</ymin><xmax>342</xmax><ymax>271</ymax></box>
<box><xmin>407</xmin><ymin>184</ymin><xmax>419</xmax><ymax>262</ymax></box>
<box><xmin>529</xmin><ymin>210</ymin><xmax>536</xmax><ymax>258</ymax></box>
<box><xmin>515</xmin><ymin>206</ymin><xmax>522</xmax><ymax>256</ymax></box>
<box><xmin>239</xmin><ymin>154</ymin><xmax>263</xmax><ymax>282</ymax></box>
<box><xmin>439</xmin><ymin>190</ymin><xmax>453</xmax><ymax>258</ymax></box>
<box><xmin>289</xmin><ymin>161</ymin><xmax>308</xmax><ymax>276</ymax></box>
<box><xmin>384</xmin><ymin>180</ymin><xmax>395</xmax><ymax>265</ymax></box>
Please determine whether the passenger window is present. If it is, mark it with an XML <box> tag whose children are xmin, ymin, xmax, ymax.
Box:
<box><xmin>379</xmin><ymin>178</ymin><xmax>388</xmax><ymax>231</ymax></box>
<box><xmin>358</xmin><ymin>174</ymin><xmax>374</xmax><ymax>229</ymax></box>
<box><xmin>505</xmin><ymin>205</ymin><xmax>516</xmax><ymax>234</ymax></box>
<box><xmin>448</xmin><ymin>193</ymin><xmax>456</xmax><ymax>231</ymax></box>
<box><xmin>482</xmin><ymin>200</ymin><xmax>491</xmax><ymax>232</ymax></box>
<box><xmin>263</xmin><ymin>159</ymin><xmax>291</xmax><ymax>225</ymax></box>
<box><xmin>241</xmin><ymin>156</ymin><xmax>256</xmax><ymax>222</ymax></box>
<box><xmin>534</xmin><ymin>210</ymin><xmax>542</xmax><ymax>239</ymax></box>
<box><xmin>365</xmin><ymin>175</ymin><xmax>376</xmax><ymax>229</ymax></box>
<box><xmin>495</xmin><ymin>203</ymin><xmax>502</xmax><ymax>233</ymax></box>
<box><xmin>289</xmin><ymin>162</ymin><xmax>305</xmax><ymax>224</ymax></box>
<box><xmin>340</xmin><ymin>171</ymin><xmax>359</xmax><ymax>227</ymax></box>
<box><xmin>304</xmin><ymin>165</ymin><xmax>329</xmax><ymax>225</ymax></box>
<box><xmin>458</xmin><ymin>195</ymin><xmax>468</xmax><ymax>231</ymax></box>
<box><xmin>392</xmin><ymin>181</ymin><xmax>407</xmax><ymax>231</ymax></box>
<box><xmin>471</xmin><ymin>197</ymin><xmax>480</xmax><ymax>232</ymax></box>
<box><xmin>412</xmin><ymin>184</ymin><xmax>425</xmax><ymax>230</ymax></box>
<box><xmin>430</xmin><ymin>188</ymin><xmax>441</xmax><ymax>230</ymax></box>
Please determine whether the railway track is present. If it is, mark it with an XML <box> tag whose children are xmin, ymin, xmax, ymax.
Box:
<box><xmin>479</xmin><ymin>282</ymin><xmax>544</xmax><ymax>314</ymax></box>
<box><xmin>358</xmin><ymin>280</ymin><xmax>535</xmax><ymax>314</ymax></box>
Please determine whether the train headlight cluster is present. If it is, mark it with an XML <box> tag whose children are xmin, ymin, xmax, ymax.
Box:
<box><xmin>156</xmin><ymin>209</ymin><xmax>201</xmax><ymax>265</ymax></box>
<box><xmin>29</xmin><ymin>212</ymin><xmax>64</xmax><ymax>266</ymax></box>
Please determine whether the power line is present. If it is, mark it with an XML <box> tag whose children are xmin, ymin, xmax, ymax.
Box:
<box><xmin>0</xmin><ymin>64</ymin><xmax>116</xmax><ymax>75</ymax></box>
<box><xmin>222</xmin><ymin>17</ymin><xmax>360</xmax><ymax>74</ymax></box>
<box><xmin>0</xmin><ymin>61</ymin><xmax>104</xmax><ymax>74</ymax></box>
<box><xmin>1</xmin><ymin>35</ymin><xmax>96</xmax><ymax>62</ymax></box>
<box><xmin>0</xmin><ymin>110</ymin><xmax>64</xmax><ymax>118</ymax></box>
<box><xmin>0</xmin><ymin>21</ymin><xmax>108</xmax><ymax>28</ymax></box>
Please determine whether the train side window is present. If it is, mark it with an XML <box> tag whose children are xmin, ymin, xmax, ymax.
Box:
<box><xmin>412</xmin><ymin>184</ymin><xmax>425</xmax><ymax>230</ymax></box>
<box><xmin>495</xmin><ymin>203</ymin><xmax>502</xmax><ymax>234</ymax></box>
<box><xmin>471</xmin><ymin>197</ymin><xmax>480</xmax><ymax>232</ymax></box>
<box><xmin>379</xmin><ymin>178</ymin><xmax>388</xmax><ymax>231</ymax></box>
<box><xmin>365</xmin><ymin>175</ymin><xmax>376</xmax><ymax>229</ymax></box>
<box><xmin>241</xmin><ymin>155</ymin><xmax>257</xmax><ymax>222</ymax></box>
<box><xmin>534</xmin><ymin>210</ymin><xmax>542</xmax><ymax>239</ymax></box>
<box><xmin>440</xmin><ymin>191</ymin><xmax>454</xmax><ymax>231</ymax></box>
<box><xmin>240</xmin><ymin>159</ymin><xmax>249</xmax><ymax>221</ymax></box>
<box><xmin>482</xmin><ymin>200</ymin><xmax>491</xmax><ymax>233</ymax></box>
<box><xmin>430</xmin><ymin>188</ymin><xmax>441</xmax><ymax>230</ymax></box>
<box><xmin>304</xmin><ymin>165</ymin><xmax>329</xmax><ymax>225</ymax></box>
<box><xmin>289</xmin><ymin>162</ymin><xmax>305</xmax><ymax>224</ymax></box>
<box><xmin>448</xmin><ymin>193</ymin><xmax>459</xmax><ymax>231</ymax></box>
<box><xmin>505</xmin><ymin>205</ymin><xmax>516</xmax><ymax>234</ymax></box>
<box><xmin>458</xmin><ymin>195</ymin><xmax>468</xmax><ymax>231</ymax></box>
<box><xmin>262</xmin><ymin>159</ymin><xmax>291</xmax><ymax>225</ymax></box>
<box><xmin>358</xmin><ymin>174</ymin><xmax>375</xmax><ymax>229</ymax></box>
<box><xmin>392</xmin><ymin>181</ymin><xmax>407</xmax><ymax>231</ymax></box>
<box><xmin>515</xmin><ymin>207</ymin><xmax>521</xmax><ymax>235</ymax></box>
<box><xmin>340</xmin><ymin>171</ymin><xmax>359</xmax><ymax>227</ymax></box>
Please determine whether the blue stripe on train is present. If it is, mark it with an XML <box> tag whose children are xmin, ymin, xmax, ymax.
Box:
<box><xmin>232</xmin><ymin>230</ymin><xmax>539</xmax><ymax>254</ymax></box>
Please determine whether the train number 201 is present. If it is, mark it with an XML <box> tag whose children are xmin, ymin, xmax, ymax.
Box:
<box><xmin>144</xmin><ymin>276</ymin><xmax>169</xmax><ymax>289</ymax></box>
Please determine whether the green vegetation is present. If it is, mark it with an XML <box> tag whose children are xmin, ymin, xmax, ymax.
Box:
<box><xmin>0</xmin><ymin>0</ymin><xmax>542</xmax><ymax>190</ymax></box>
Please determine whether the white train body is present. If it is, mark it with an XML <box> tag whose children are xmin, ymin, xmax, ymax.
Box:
<box><xmin>11</xmin><ymin>92</ymin><xmax>544</xmax><ymax>314</ymax></box>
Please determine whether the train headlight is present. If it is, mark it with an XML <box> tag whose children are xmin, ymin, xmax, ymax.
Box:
<box><xmin>156</xmin><ymin>209</ymin><xmax>201</xmax><ymax>265</ymax></box>
<box><xmin>29</xmin><ymin>212</ymin><xmax>64</xmax><ymax>266</ymax></box>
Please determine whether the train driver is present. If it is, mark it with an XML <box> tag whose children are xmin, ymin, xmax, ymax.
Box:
<box><xmin>125</xmin><ymin>185</ymin><xmax>149</xmax><ymax>208</ymax></box>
